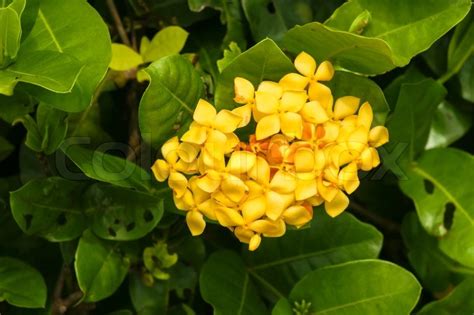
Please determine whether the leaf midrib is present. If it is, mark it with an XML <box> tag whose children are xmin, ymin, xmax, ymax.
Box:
<box><xmin>38</xmin><ymin>9</ymin><xmax>63</xmax><ymax>53</ymax></box>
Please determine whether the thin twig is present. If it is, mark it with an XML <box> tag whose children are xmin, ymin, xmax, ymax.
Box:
<box><xmin>106</xmin><ymin>0</ymin><xmax>131</xmax><ymax>46</ymax></box>
<box><xmin>349</xmin><ymin>200</ymin><xmax>401</xmax><ymax>233</ymax></box>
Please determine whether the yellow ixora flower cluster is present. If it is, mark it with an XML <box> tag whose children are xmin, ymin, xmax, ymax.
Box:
<box><xmin>151</xmin><ymin>52</ymin><xmax>389</xmax><ymax>251</ymax></box>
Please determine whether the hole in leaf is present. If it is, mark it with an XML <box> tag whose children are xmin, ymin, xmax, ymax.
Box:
<box><xmin>423</xmin><ymin>180</ymin><xmax>435</xmax><ymax>194</ymax></box>
<box><xmin>57</xmin><ymin>213</ymin><xmax>67</xmax><ymax>226</ymax></box>
<box><xmin>126</xmin><ymin>222</ymin><xmax>135</xmax><ymax>232</ymax></box>
<box><xmin>114</xmin><ymin>219</ymin><xmax>121</xmax><ymax>225</ymax></box>
<box><xmin>24</xmin><ymin>214</ymin><xmax>33</xmax><ymax>230</ymax></box>
<box><xmin>108</xmin><ymin>228</ymin><xmax>117</xmax><ymax>237</ymax></box>
<box><xmin>443</xmin><ymin>202</ymin><xmax>455</xmax><ymax>230</ymax></box>
<box><xmin>266</xmin><ymin>1</ymin><xmax>276</xmax><ymax>13</ymax></box>
<box><xmin>143</xmin><ymin>210</ymin><xmax>154</xmax><ymax>222</ymax></box>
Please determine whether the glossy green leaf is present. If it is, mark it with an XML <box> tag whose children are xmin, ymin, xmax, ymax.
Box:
<box><xmin>459</xmin><ymin>56</ymin><xmax>474</xmax><ymax>102</ymax></box>
<box><xmin>426</xmin><ymin>101</ymin><xmax>472</xmax><ymax>149</ymax></box>
<box><xmin>141</xmin><ymin>26</ymin><xmax>189</xmax><ymax>63</ymax></box>
<box><xmin>271</xmin><ymin>299</ymin><xmax>293</xmax><ymax>315</ymax></box>
<box><xmin>62</xmin><ymin>144</ymin><xmax>152</xmax><ymax>191</ymax></box>
<box><xmin>402</xmin><ymin>212</ymin><xmax>474</xmax><ymax>293</ymax></box>
<box><xmin>138</xmin><ymin>55</ymin><xmax>203</xmax><ymax>148</ymax></box>
<box><xmin>110</xmin><ymin>43</ymin><xmax>143</xmax><ymax>71</ymax></box>
<box><xmin>244</xmin><ymin>211</ymin><xmax>382</xmax><ymax>297</ymax></box>
<box><xmin>0</xmin><ymin>136</ymin><xmax>14</xmax><ymax>161</ymax></box>
<box><xmin>84</xmin><ymin>183</ymin><xmax>164</xmax><ymax>240</ymax></box>
<box><xmin>10</xmin><ymin>177</ymin><xmax>88</xmax><ymax>241</ymax></box>
<box><xmin>217</xmin><ymin>41</ymin><xmax>241</xmax><ymax>72</ymax></box>
<box><xmin>200</xmin><ymin>250</ymin><xmax>269</xmax><ymax>315</ymax></box>
<box><xmin>20</xmin><ymin>0</ymin><xmax>111</xmax><ymax>112</ymax></box>
<box><xmin>0</xmin><ymin>6</ymin><xmax>21</xmax><ymax>68</ymax></box>
<box><xmin>286</xmin><ymin>260</ymin><xmax>421</xmax><ymax>315</ymax></box>
<box><xmin>129</xmin><ymin>272</ymin><xmax>168</xmax><ymax>315</ymax></box>
<box><xmin>418</xmin><ymin>277</ymin><xmax>474</xmax><ymax>315</ymax></box>
<box><xmin>0</xmin><ymin>50</ymin><xmax>83</xmax><ymax>96</ymax></box>
<box><xmin>400</xmin><ymin>148</ymin><xmax>474</xmax><ymax>268</ymax></box>
<box><xmin>325</xmin><ymin>0</ymin><xmax>471</xmax><ymax>68</ymax></box>
<box><xmin>0</xmin><ymin>257</ymin><xmax>47</xmax><ymax>308</ymax></box>
<box><xmin>215</xmin><ymin>38</ymin><xmax>294</xmax><ymax>109</ymax></box>
<box><xmin>326</xmin><ymin>71</ymin><xmax>389</xmax><ymax>125</ymax></box>
<box><xmin>0</xmin><ymin>92</ymin><xmax>35</xmax><ymax>123</ymax></box>
<box><xmin>75</xmin><ymin>230</ymin><xmax>130</xmax><ymax>302</ymax></box>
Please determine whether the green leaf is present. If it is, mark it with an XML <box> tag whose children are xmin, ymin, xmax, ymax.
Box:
<box><xmin>401</xmin><ymin>212</ymin><xmax>474</xmax><ymax>293</ymax></box>
<box><xmin>84</xmin><ymin>183</ymin><xmax>164</xmax><ymax>241</ymax></box>
<box><xmin>0</xmin><ymin>50</ymin><xmax>83</xmax><ymax>96</ymax></box>
<box><xmin>200</xmin><ymin>250</ymin><xmax>269</xmax><ymax>315</ymax></box>
<box><xmin>326</xmin><ymin>71</ymin><xmax>389</xmax><ymax>125</ymax></box>
<box><xmin>399</xmin><ymin>148</ymin><xmax>474</xmax><ymax>268</ymax></box>
<box><xmin>459</xmin><ymin>55</ymin><xmax>474</xmax><ymax>102</ymax></box>
<box><xmin>10</xmin><ymin>177</ymin><xmax>88</xmax><ymax>241</ymax></box>
<box><xmin>20</xmin><ymin>0</ymin><xmax>111</xmax><ymax>112</ymax></box>
<box><xmin>0</xmin><ymin>7</ymin><xmax>21</xmax><ymax>68</ymax></box>
<box><xmin>138</xmin><ymin>54</ymin><xmax>203</xmax><ymax>148</ymax></box>
<box><xmin>286</xmin><ymin>260</ymin><xmax>421</xmax><ymax>315</ymax></box>
<box><xmin>215</xmin><ymin>38</ymin><xmax>294</xmax><ymax>110</ymax></box>
<box><xmin>0</xmin><ymin>91</ymin><xmax>35</xmax><ymax>123</ymax></box>
<box><xmin>141</xmin><ymin>26</ymin><xmax>189</xmax><ymax>63</ymax></box>
<box><xmin>75</xmin><ymin>230</ymin><xmax>130</xmax><ymax>302</ymax></box>
<box><xmin>129</xmin><ymin>272</ymin><xmax>168</xmax><ymax>315</ymax></box>
<box><xmin>283</xmin><ymin>22</ymin><xmax>394</xmax><ymax>75</ymax></box>
<box><xmin>217</xmin><ymin>41</ymin><xmax>241</xmax><ymax>72</ymax></box>
<box><xmin>426</xmin><ymin>101</ymin><xmax>472</xmax><ymax>149</ymax></box>
<box><xmin>243</xmin><ymin>211</ymin><xmax>382</xmax><ymax>297</ymax></box>
<box><xmin>325</xmin><ymin>0</ymin><xmax>471</xmax><ymax>68</ymax></box>
<box><xmin>62</xmin><ymin>144</ymin><xmax>152</xmax><ymax>191</ymax></box>
<box><xmin>110</xmin><ymin>43</ymin><xmax>143</xmax><ymax>71</ymax></box>
<box><xmin>271</xmin><ymin>299</ymin><xmax>293</xmax><ymax>315</ymax></box>
<box><xmin>0</xmin><ymin>136</ymin><xmax>14</xmax><ymax>161</ymax></box>
<box><xmin>0</xmin><ymin>257</ymin><xmax>47</xmax><ymax>308</ymax></box>
<box><xmin>418</xmin><ymin>277</ymin><xmax>474</xmax><ymax>315</ymax></box>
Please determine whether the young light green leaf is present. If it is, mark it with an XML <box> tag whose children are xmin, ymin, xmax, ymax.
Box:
<box><xmin>217</xmin><ymin>42</ymin><xmax>241</xmax><ymax>72</ymax></box>
<box><xmin>0</xmin><ymin>257</ymin><xmax>47</xmax><ymax>308</ymax></box>
<box><xmin>400</xmin><ymin>148</ymin><xmax>474</xmax><ymax>268</ymax></box>
<box><xmin>10</xmin><ymin>177</ymin><xmax>88</xmax><ymax>241</ymax></box>
<box><xmin>138</xmin><ymin>54</ymin><xmax>203</xmax><ymax>148</ymax></box>
<box><xmin>459</xmin><ymin>56</ymin><xmax>474</xmax><ymax>102</ymax></box>
<box><xmin>0</xmin><ymin>136</ymin><xmax>14</xmax><ymax>162</ymax></box>
<box><xmin>0</xmin><ymin>7</ymin><xmax>21</xmax><ymax>68</ymax></box>
<box><xmin>141</xmin><ymin>26</ymin><xmax>189</xmax><ymax>63</ymax></box>
<box><xmin>84</xmin><ymin>183</ymin><xmax>164</xmax><ymax>241</ymax></box>
<box><xmin>287</xmin><ymin>260</ymin><xmax>421</xmax><ymax>315</ymax></box>
<box><xmin>20</xmin><ymin>0</ymin><xmax>111</xmax><ymax>112</ymax></box>
<box><xmin>110</xmin><ymin>43</ymin><xmax>143</xmax><ymax>71</ymax></box>
<box><xmin>75</xmin><ymin>230</ymin><xmax>130</xmax><ymax>302</ymax></box>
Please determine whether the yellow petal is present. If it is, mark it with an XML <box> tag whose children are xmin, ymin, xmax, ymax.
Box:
<box><xmin>334</xmin><ymin>96</ymin><xmax>360</xmax><ymax>120</ymax></box>
<box><xmin>151</xmin><ymin>159</ymin><xmax>170</xmax><ymax>182</ymax></box>
<box><xmin>295</xmin><ymin>52</ymin><xmax>316</xmax><ymax>77</ymax></box>
<box><xmin>186</xmin><ymin>211</ymin><xmax>206</xmax><ymax>236</ymax></box>
<box><xmin>256</xmin><ymin>114</ymin><xmax>281</xmax><ymax>140</ymax></box>
<box><xmin>371</xmin><ymin>148</ymin><xmax>381</xmax><ymax>168</ymax></box>
<box><xmin>193</xmin><ymin>99</ymin><xmax>216</xmax><ymax>126</ymax></box>
<box><xmin>189</xmin><ymin>177</ymin><xmax>211</xmax><ymax>204</ymax></box>
<box><xmin>314</xmin><ymin>150</ymin><xmax>326</xmax><ymax>171</ymax></box>
<box><xmin>321</xmin><ymin>121</ymin><xmax>340</xmax><ymax>142</ymax></box>
<box><xmin>242</xmin><ymin>195</ymin><xmax>266</xmax><ymax>223</ymax></box>
<box><xmin>294</xmin><ymin>147</ymin><xmax>315</xmax><ymax>173</ymax></box>
<box><xmin>196</xmin><ymin>170</ymin><xmax>221</xmax><ymax>193</ymax></box>
<box><xmin>369</xmin><ymin>126</ymin><xmax>389</xmax><ymax>147</ymax></box>
<box><xmin>314</xmin><ymin>60</ymin><xmax>334</xmax><ymax>81</ymax></box>
<box><xmin>227</xmin><ymin>151</ymin><xmax>257</xmax><ymax>175</ymax></box>
<box><xmin>177</xmin><ymin>142</ymin><xmax>200</xmax><ymax>163</ymax></box>
<box><xmin>317</xmin><ymin>178</ymin><xmax>338</xmax><ymax>202</ymax></box>
<box><xmin>300</xmin><ymin>101</ymin><xmax>330</xmax><ymax>124</ymax></box>
<box><xmin>249</xmin><ymin>234</ymin><xmax>262</xmax><ymax>251</ymax></box>
<box><xmin>221</xmin><ymin>174</ymin><xmax>248</xmax><ymax>203</ymax></box>
<box><xmin>347</xmin><ymin>126</ymin><xmax>369</xmax><ymax>153</ymax></box>
<box><xmin>338</xmin><ymin>162</ymin><xmax>360</xmax><ymax>194</ymax></box>
<box><xmin>173</xmin><ymin>189</ymin><xmax>193</xmax><ymax>211</ymax></box>
<box><xmin>212</xmin><ymin>190</ymin><xmax>236</xmax><ymax>208</ymax></box>
<box><xmin>161</xmin><ymin>136</ymin><xmax>180</xmax><ymax>163</ymax></box>
<box><xmin>283</xmin><ymin>204</ymin><xmax>313</xmax><ymax>227</ymax></box>
<box><xmin>280</xmin><ymin>112</ymin><xmax>303</xmax><ymax>139</ymax></box>
<box><xmin>214</xmin><ymin>110</ymin><xmax>242</xmax><ymax>133</ymax></box>
<box><xmin>248</xmin><ymin>156</ymin><xmax>270</xmax><ymax>185</ymax></box>
<box><xmin>201</xmin><ymin>147</ymin><xmax>226</xmax><ymax>171</ymax></box>
<box><xmin>308</xmin><ymin>82</ymin><xmax>333</xmax><ymax>110</ymax></box>
<box><xmin>280</xmin><ymin>91</ymin><xmax>308</xmax><ymax>112</ymax></box>
<box><xmin>357</xmin><ymin>102</ymin><xmax>373</xmax><ymax>129</ymax></box>
<box><xmin>358</xmin><ymin>147</ymin><xmax>374</xmax><ymax>171</ymax></box>
<box><xmin>279</xmin><ymin>73</ymin><xmax>309</xmax><ymax>91</ymax></box>
<box><xmin>249</xmin><ymin>219</ymin><xmax>286</xmax><ymax>237</ymax></box>
<box><xmin>181</xmin><ymin>123</ymin><xmax>208</xmax><ymax>145</ymax></box>
<box><xmin>295</xmin><ymin>177</ymin><xmax>317</xmax><ymax>200</ymax></box>
<box><xmin>308</xmin><ymin>195</ymin><xmax>324</xmax><ymax>206</ymax></box>
<box><xmin>324</xmin><ymin>190</ymin><xmax>349</xmax><ymax>217</ymax></box>
<box><xmin>205</xmin><ymin>130</ymin><xmax>228</xmax><ymax>153</ymax></box>
<box><xmin>270</xmin><ymin>170</ymin><xmax>296</xmax><ymax>194</ymax></box>
<box><xmin>225</xmin><ymin>133</ymin><xmax>240</xmax><ymax>153</ymax></box>
<box><xmin>197</xmin><ymin>198</ymin><xmax>217</xmax><ymax>220</ymax></box>
<box><xmin>232</xmin><ymin>104</ymin><xmax>252</xmax><ymax>127</ymax></box>
<box><xmin>255</xmin><ymin>91</ymin><xmax>280</xmax><ymax>114</ymax></box>
<box><xmin>234</xmin><ymin>226</ymin><xmax>254</xmax><ymax>243</ymax></box>
<box><xmin>257</xmin><ymin>81</ymin><xmax>283</xmax><ymax>98</ymax></box>
<box><xmin>265</xmin><ymin>191</ymin><xmax>286</xmax><ymax>220</ymax></box>
<box><xmin>246</xmin><ymin>180</ymin><xmax>265</xmax><ymax>199</ymax></box>
<box><xmin>215</xmin><ymin>206</ymin><xmax>245</xmax><ymax>227</ymax></box>
<box><xmin>169</xmin><ymin>171</ymin><xmax>188</xmax><ymax>198</ymax></box>
<box><xmin>234</xmin><ymin>77</ymin><xmax>255</xmax><ymax>104</ymax></box>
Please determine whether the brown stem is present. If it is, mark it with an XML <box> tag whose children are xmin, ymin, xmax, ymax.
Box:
<box><xmin>349</xmin><ymin>201</ymin><xmax>401</xmax><ymax>234</ymax></box>
<box><xmin>106</xmin><ymin>0</ymin><xmax>131</xmax><ymax>46</ymax></box>
<box><xmin>126</xmin><ymin>81</ymin><xmax>141</xmax><ymax>161</ymax></box>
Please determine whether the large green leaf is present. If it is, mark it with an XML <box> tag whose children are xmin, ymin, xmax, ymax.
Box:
<box><xmin>138</xmin><ymin>54</ymin><xmax>203</xmax><ymax>148</ymax></box>
<box><xmin>325</xmin><ymin>0</ymin><xmax>471</xmax><ymax>68</ymax></box>
<box><xmin>326</xmin><ymin>71</ymin><xmax>389</xmax><ymax>125</ymax></box>
<box><xmin>0</xmin><ymin>257</ymin><xmax>47</xmax><ymax>308</ymax></box>
<box><xmin>0</xmin><ymin>6</ymin><xmax>21</xmax><ymax>68</ymax></box>
<box><xmin>284</xmin><ymin>260</ymin><xmax>421</xmax><ymax>315</ymax></box>
<box><xmin>0</xmin><ymin>50</ymin><xmax>82</xmax><ymax>96</ymax></box>
<box><xmin>62</xmin><ymin>144</ymin><xmax>152</xmax><ymax>191</ymax></box>
<box><xmin>0</xmin><ymin>91</ymin><xmax>35</xmax><ymax>123</ymax></box>
<box><xmin>200</xmin><ymin>250</ymin><xmax>269</xmax><ymax>315</ymax></box>
<box><xmin>75</xmin><ymin>230</ymin><xmax>130</xmax><ymax>302</ymax></box>
<box><xmin>20</xmin><ymin>0</ymin><xmax>111</xmax><ymax>112</ymax></box>
<box><xmin>84</xmin><ymin>183</ymin><xmax>164</xmax><ymax>241</ymax></box>
<box><xmin>10</xmin><ymin>177</ymin><xmax>88</xmax><ymax>241</ymax></box>
<box><xmin>129</xmin><ymin>273</ymin><xmax>168</xmax><ymax>315</ymax></box>
<box><xmin>418</xmin><ymin>277</ymin><xmax>474</xmax><ymax>315</ymax></box>
<box><xmin>459</xmin><ymin>56</ymin><xmax>474</xmax><ymax>102</ymax></box>
<box><xmin>215</xmin><ymin>38</ymin><xmax>294</xmax><ymax>109</ymax></box>
<box><xmin>141</xmin><ymin>26</ymin><xmax>189</xmax><ymax>63</ymax></box>
<box><xmin>0</xmin><ymin>136</ymin><xmax>14</xmax><ymax>162</ymax></box>
<box><xmin>400</xmin><ymin>148</ymin><xmax>474</xmax><ymax>268</ymax></box>
<box><xmin>401</xmin><ymin>212</ymin><xmax>474</xmax><ymax>293</ymax></box>
<box><xmin>244</xmin><ymin>211</ymin><xmax>382</xmax><ymax>297</ymax></box>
